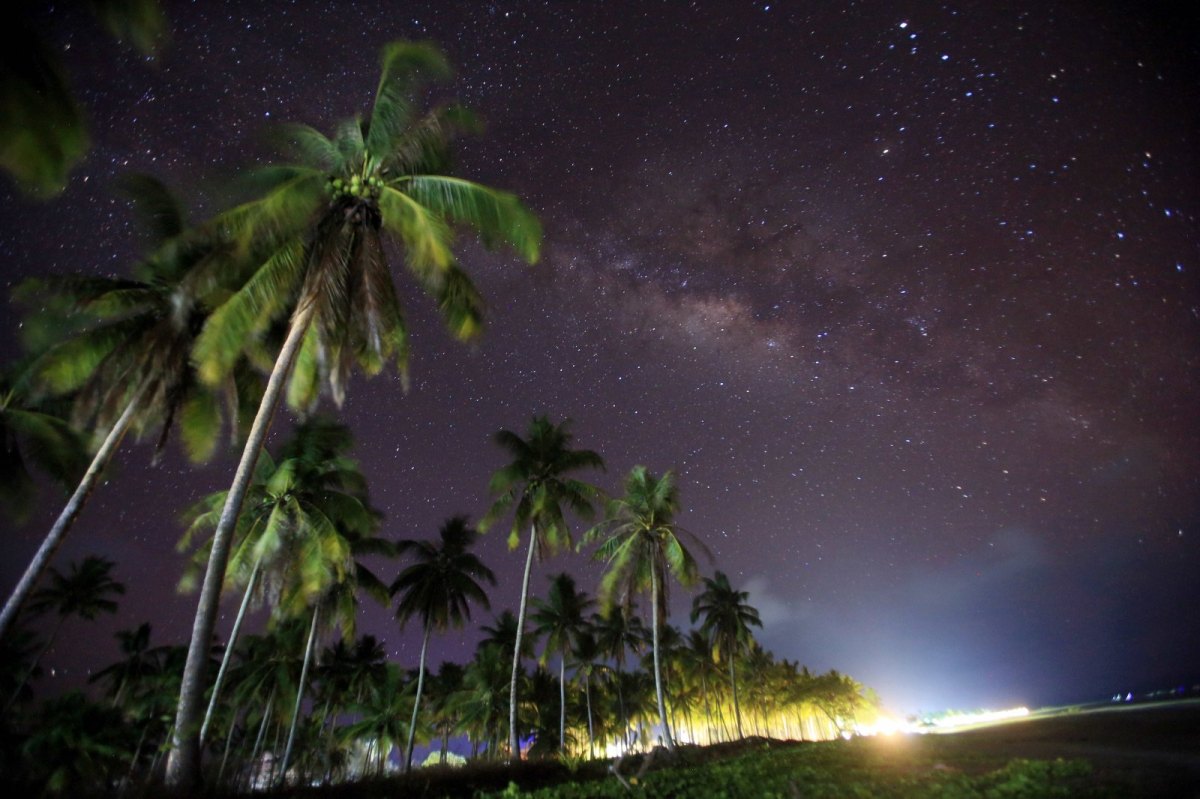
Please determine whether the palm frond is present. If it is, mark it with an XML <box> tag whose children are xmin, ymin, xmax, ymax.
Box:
<box><xmin>364</xmin><ymin>41</ymin><xmax>452</xmax><ymax>167</ymax></box>
<box><xmin>118</xmin><ymin>172</ymin><xmax>185</xmax><ymax>244</ymax></box>
<box><xmin>378</xmin><ymin>185</ymin><xmax>454</xmax><ymax>273</ymax></box>
<box><xmin>273</xmin><ymin>123</ymin><xmax>344</xmax><ymax>172</ymax></box>
<box><xmin>431</xmin><ymin>262</ymin><xmax>484</xmax><ymax>341</ymax></box>
<box><xmin>193</xmin><ymin>239</ymin><xmax>307</xmax><ymax>384</ymax></box>
<box><xmin>179</xmin><ymin>388</ymin><xmax>221</xmax><ymax>463</ymax></box>
<box><xmin>400</xmin><ymin>176</ymin><xmax>541</xmax><ymax>263</ymax></box>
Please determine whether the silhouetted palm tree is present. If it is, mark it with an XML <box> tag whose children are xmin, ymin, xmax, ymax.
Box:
<box><xmin>531</xmin><ymin>573</ymin><xmax>593</xmax><ymax>752</ymax></box>
<box><xmin>592</xmin><ymin>606</ymin><xmax>646</xmax><ymax>751</ymax></box>
<box><xmin>585</xmin><ymin>467</ymin><xmax>704</xmax><ymax>751</ymax></box>
<box><xmin>481</xmin><ymin>415</ymin><xmax>603</xmax><ymax>760</ymax></box>
<box><xmin>1</xmin><ymin>174</ymin><xmax>249</xmax><ymax>643</ymax></box>
<box><xmin>391</xmin><ymin>515</ymin><xmax>494</xmax><ymax>771</ymax></box>
<box><xmin>690</xmin><ymin>570</ymin><xmax>762</xmax><ymax>739</ymax></box>
<box><xmin>9</xmin><ymin>555</ymin><xmax>124</xmax><ymax>705</ymax></box>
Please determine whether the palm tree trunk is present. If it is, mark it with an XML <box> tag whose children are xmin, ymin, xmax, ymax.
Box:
<box><xmin>558</xmin><ymin>651</ymin><xmax>567</xmax><ymax>752</ymax></box>
<box><xmin>167</xmin><ymin>301</ymin><xmax>315</xmax><ymax>788</ymax></box>
<box><xmin>279</xmin><ymin>603</ymin><xmax>321</xmax><ymax>784</ymax></box>
<box><xmin>200</xmin><ymin>556</ymin><xmax>261</xmax><ymax>744</ymax></box>
<box><xmin>247</xmin><ymin>689</ymin><xmax>274</xmax><ymax>789</ymax></box>
<box><xmin>404</xmin><ymin>620</ymin><xmax>431</xmax><ymax>772</ymax></box>
<box><xmin>0</xmin><ymin>388</ymin><xmax>144</xmax><ymax>642</ymax></box>
<box><xmin>508</xmin><ymin>526</ymin><xmax>536</xmax><ymax>762</ymax></box>
<box><xmin>729</xmin><ymin>656</ymin><xmax>744</xmax><ymax>739</ymax></box>
<box><xmin>615</xmin><ymin>663</ymin><xmax>628</xmax><ymax>750</ymax></box>
<box><xmin>649</xmin><ymin>566</ymin><xmax>674</xmax><ymax>751</ymax></box>
<box><xmin>584</xmin><ymin>671</ymin><xmax>594</xmax><ymax>759</ymax></box>
<box><xmin>700</xmin><ymin>675</ymin><xmax>714</xmax><ymax>744</ymax></box>
<box><xmin>216</xmin><ymin>707</ymin><xmax>239</xmax><ymax>785</ymax></box>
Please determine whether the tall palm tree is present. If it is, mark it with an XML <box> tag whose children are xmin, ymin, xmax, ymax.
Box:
<box><xmin>591</xmin><ymin>606</ymin><xmax>646</xmax><ymax>751</ymax></box>
<box><xmin>169</xmin><ymin>40</ymin><xmax>540</xmax><ymax>786</ymax></box>
<box><xmin>530</xmin><ymin>572</ymin><xmax>593</xmax><ymax>753</ymax></box>
<box><xmin>391</xmin><ymin>515</ymin><xmax>494</xmax><ymax>771</ymax></box>
<box><xmin>8</xmin><ymin>555</ymin><xmax>124</xmax><ymax>705</ymax></box>
<box><xmin>481</xmin><ymin>415</ymin><xmax>603</xmax><ymax>760</ymax></box>
<box><xmin>690</xmin><ymin>571</ymin><xmax>762</xmax><ymax>739</ymax></box>
<box><xmin>0</xmin><ymin>174</ymin><xmax>249</xmax><ymax>643</ymax></box>
<box><xmin>584</xmin><ymin>467</ymin><xmax>704</xmax><ymax>752</ymax></box>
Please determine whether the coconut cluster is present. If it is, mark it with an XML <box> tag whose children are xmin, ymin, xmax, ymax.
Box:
<box><xmin>327</xmin><ymin>174</ymin><xmax>384</xmax><ymax>199</ymax></box>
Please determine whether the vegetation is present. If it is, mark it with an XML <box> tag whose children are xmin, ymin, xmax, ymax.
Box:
<box><xmin>0</xmin><ymin>31</ymin><xmax>914</xmax><ymax>799</ymax></box>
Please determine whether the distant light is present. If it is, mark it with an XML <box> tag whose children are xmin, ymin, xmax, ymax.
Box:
<box><xmin>899</xmin><ymin>21</ymin><xmax>908</xmax><ymax>29</ymax></box>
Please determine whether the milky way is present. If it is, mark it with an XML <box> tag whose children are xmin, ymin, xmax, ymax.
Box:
<box><xmin>1</xmin><ymin>1</ymin><xmax>1197</xmax><ymax>713</ymax></box>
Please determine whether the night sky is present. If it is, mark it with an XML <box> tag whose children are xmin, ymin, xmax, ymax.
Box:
<box><xmin>2</xmin><ymin>1</ymin><xmax>1198</xmax><ymax>716</ymax></box>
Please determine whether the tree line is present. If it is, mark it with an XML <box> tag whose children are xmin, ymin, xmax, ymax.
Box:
<box><xmin>0</xmin><ymin>39</ymin><xmax>877</xmax><ymax>794</ymax></box>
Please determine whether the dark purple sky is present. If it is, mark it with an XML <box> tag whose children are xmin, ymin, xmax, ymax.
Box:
<box><xmin>2</xmin><ymin>1</ymin><xmax>1197</xmax><ymax>715</ymax></box>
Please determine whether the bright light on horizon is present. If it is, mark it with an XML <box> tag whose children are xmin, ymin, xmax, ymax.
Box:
<box><xmin>927</xmin><ymin>706</ymin><xmax>1030</xmax><ymax>730</ymax></box>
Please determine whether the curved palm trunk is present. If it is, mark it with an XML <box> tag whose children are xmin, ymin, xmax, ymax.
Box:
<box><xmin>729</xmin><ymin>655</ymin><xmax>744</xmax><ymax>739</ymax></box>
<box><xmin>167</xmin><ymin>301</ymin><xmax>315</xmax><ymax>788</ymax></box>
<box><xmin>404</xmin><ymin>621</ymin><xmax>431</xmax><ymax>772</ymax></box>
<box><xmin>508</xmin><ymin>526</ymin><xmax>536</xmax><ymax>762</ymax></box>
<box><xmin>279</xmin><ymin>604</ymin><xmax>321</xmax><ymax>784</ymax></box>
<box><xmin>0</xmin><ymin>388</ymin><xmax>144</xmax><ymax>642</ymax></box>
<box><xmin>200</xmin><ymin>557</ymin><xmax>262</xmax><ymax>744</ymax></box>
<box><xmin>649</xmin><ymin>567</ymin><xmax>675</xmax><ymax>751</ymax></box>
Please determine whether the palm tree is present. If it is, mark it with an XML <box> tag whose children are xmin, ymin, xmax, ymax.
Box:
<box><xmin>591</xmin><ymin>606</ymin><xmax>646</xmax><ymax>751</ymax></box>
<box><xmin>89</xmin><ymin>622</ymin><xmax>155</xmax><ymax>708</ymax></box>
<box><xmin>426</xmin><ymin>661</ymin><xmax>464</xmax><ymax>764</ymax></box>
<box><xmin>168</xmin><ymin>40</ymin><xmax>540</xmax><ymax>786</ymax></box>
<box><xmin>458</xmin><ymin>641</ymin><xmax>511</xmax><ymax>760</ymax></box>
<box><xmin>530</xmin><ymin>573</ymin><xmax>593</xmax><ymax>753</ymax></box>
<box><xmin>391</xmin><ymin>515</ymin><xmax>494</xmax><ymax>771</ymax></box>
<box><xmin>19</xmin><ymin>691</ymin><xmax>133</xmax><ymax>794</ymax></box>
<box><xmin>584</xmin><ymin>467</ymin><xmax>704</xmax><ymax>752</ymax></box>
<box><xmin>274</xmin><ymin>511</ymin><xmax>392</xmax><ymax>784</ymax></box>
<box><xmin>0</xmin><ymin>174</ymin><xmax>248</xmax><ymax>643</ymax></box>
<box><xmin>176</xmin><ymin>419</ymin><xmax>378</xmax><ymax>746</ymax></box>
<box><xmin>8</xmin><ymin>555</ymin><xmax>124</xmax><ymax>706</ymax></box>
<box><xmin>569</xmin><ymin>629</ymin><xmax>603</xmax><ymax>757</ymax></box>
<box><xmin>481</xmin><ymin>415</ymin><xmax>603</xmax><ymax>760</ymax></box>
<box><xmin>690</xmin><ymin>571</ymin><xmax>762</xmax><ymax>739</ymax></box>
<box><xmin>340</xmin><ymin>663</ymin><xmax>412</xmax><ymax>777</ymax></box>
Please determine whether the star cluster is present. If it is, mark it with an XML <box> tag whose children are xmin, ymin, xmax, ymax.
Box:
<box><xmin>1</xmin><ymin>1</ymin><xmax>1196</xmax><ymax>713</ymax></box>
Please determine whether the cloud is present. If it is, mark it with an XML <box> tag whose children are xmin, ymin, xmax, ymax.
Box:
<box><xmin>742</xmin><ymin>574</ymin><xmax>804</xmax><ymax>630</ymax></box>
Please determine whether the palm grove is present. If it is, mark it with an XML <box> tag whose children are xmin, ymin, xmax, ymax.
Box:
<box><xmin>0</xmin><ymin>41</ymin><xmax>878</xmax><ymax>793</ymax></box>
